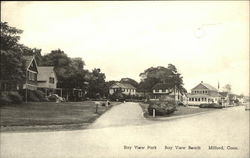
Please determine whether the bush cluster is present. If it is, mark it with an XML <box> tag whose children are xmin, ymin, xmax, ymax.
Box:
<box><xmin>8</xmin><ymin>92</ymin><xmax>23</xmax><ymax>104</ymax></box>
<box><xmin>147</xmin><ymin>100</ymin><xmax>176</xmax><ymax>116</ymax></box>
<box><xmin>199</xmin><ymin>103</ymin><xmax>222</xmax><ymax>109</ymax></box>
<box><xmin>20</xmin><ymin>89</ymin><xmax>47</xmax><ymax>102</ymax></box>
<box><xmin>0</xmin><ymin>92</ymin><xmax>23</xmax><ymax>105</ymax></box>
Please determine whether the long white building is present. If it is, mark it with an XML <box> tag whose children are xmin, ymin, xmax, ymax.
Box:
<box><xmin>187</xmin><ymin>81</ymin><xmax>221</xmax><ymax>106</ymax></box>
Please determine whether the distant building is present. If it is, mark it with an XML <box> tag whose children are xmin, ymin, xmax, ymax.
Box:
<box><xmin>23</xmin><ymin>56</ymin><xmax>38</xmax><ymax>90</ymax></box>
<box><xmin>228</xmin><ymin>93</ymin><xmax>240</xmax><ymax>106</ymax></box>
<box><xmin>187</xmin><ymin>81</ymin><xmax>221</xmax><ymax>106</ymax></box>
<box><xmin>219</xmin><ymin>92</ymin><xmax>230</xmax><ymax>107</ymax></box>
<box><xmin>37</xmin><ymin>66</ymin><xmax>59</xmax><ymax>96</ymax></box>
<box><xmin>152</xmin><ymin>83</ymin><xmax>186</xmax><ymax>103</ymax></box>
<box><xmin>109</xmin><ymin>82</ymin><xmax>136</xmax><ymax>95</ymax></box>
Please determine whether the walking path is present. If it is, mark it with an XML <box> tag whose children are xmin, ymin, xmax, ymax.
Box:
<box><xmin>89</xmin><ymin>102</ymin><xmax>150</xmax><ymax>129</ymax></box>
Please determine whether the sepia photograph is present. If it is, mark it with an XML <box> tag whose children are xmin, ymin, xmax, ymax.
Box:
<box><xmin>0</xmin><ymin>1</ymin><xmax>249</xmax><ymax>158</ymax></box>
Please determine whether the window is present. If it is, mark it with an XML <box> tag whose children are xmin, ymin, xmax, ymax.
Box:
<box><xmin>198</xmin><ymin>98</ymin><xmax>200</xmax><ymax>101</ymax></box>
<box><xmin>28</xmin><ymin>72</ymin><xmax>36</xmax><ymax>81</ymax></box>
<box><xmin>162</xmin><ymin>89</ymin><xmax>166</xmax><ymax>92</ymax></box>
<box><xmin>195</xmin><ymin>98</ymin><xmax>197</xmax><ymax>101</ymax></box>
<box><xmin>205</xmin><ymin>98</ymin><xmax>207</xmax><ymax>101</ymax></box>
<box><xmin>155</xmin><ymin>89</ymin><xmax>159</xmax><ymax>92</ymax></box>
<box><xmin>49</xmin><ymin>77</ymin><xmax>54</xmax><ymax>84</ymax></box>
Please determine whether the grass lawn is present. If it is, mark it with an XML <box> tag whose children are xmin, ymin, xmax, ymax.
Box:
<box><xmin>0</xmin><ymin>101</ymin><xmax>120</xmax><ymax>132</ymax></box>
<box><xmin>139</xmin><ymin>103</ymin><xmax>216</xmax><ymax>119</ymax></box>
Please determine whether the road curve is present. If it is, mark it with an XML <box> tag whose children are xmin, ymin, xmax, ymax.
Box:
<box><xmin>0</xmin><ymin>106</ymin><xmax>249</xmax><ymax>158</ymax></box>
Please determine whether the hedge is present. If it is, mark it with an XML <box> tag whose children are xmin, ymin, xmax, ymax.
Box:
<box><xmin>199</xmin><ymin>103</ymin><xmax>223</xmax><ymax>109</ymax></box>
<box><xmin>148</xmin><ymin>100</ymin><xmax>176</xmax><ymax>116</ymax></box>
<box><xmin>0</xmin><ymin>92</ymin><xmax>23</xmax><ymax>105</ymax></box>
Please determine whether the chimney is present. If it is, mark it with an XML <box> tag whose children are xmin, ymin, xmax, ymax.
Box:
<box><xmin>201</xmin><ymin>81</ymin><xmax>203</xmax><ymax>83</ymax></box>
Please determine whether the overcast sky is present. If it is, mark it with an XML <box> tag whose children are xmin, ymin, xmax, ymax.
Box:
<box><xmin>1</xmin><ymin>1</ymin><xmax>249</xmax><ymax>95</ymax></box>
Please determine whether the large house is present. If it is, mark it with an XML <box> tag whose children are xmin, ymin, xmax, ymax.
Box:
<box><xmin>0</xmin><ymin>56</ymin><xmax>38</xmax><ymax>92</ymax></box>
<box><xmin>152</xmin><ymin>83</ymin><xmax>187</xmax><ymax>104</ymax></box>
<box><xmin>37</xmin><ymin>66</ymin><xmax>60</xmax><ymax>96</ymax></box>
<box><xmin>187</xmin><ymin>81</ymin><xmax>221</xmax><ymax>106</ymax></box>
<box><xmin>23</xmin><ymin>56</ymin><xmax>38</xmax><ymax>90</ymax></box>
<box><xmin>109</xmin><ymin>82</ymin><xmax>136</xmax><ymax>96</ymax></box>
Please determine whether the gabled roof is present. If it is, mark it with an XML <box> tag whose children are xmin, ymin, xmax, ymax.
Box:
<box><xmin>192</xmin><ymin>82</ymin><xmax>218</xmax><ymax>91</ymax></box>
<box><xmin>110</xmin><ymin>82</ymin><xmax>136</xmax><ymax>89</ymax></box>
<box><xmin>37</xmin><ymin>66</ymin><xmax>57</xmax><ymax>81</ymax></box>
<box><xmin>23</xmin><ymin>55</ymin><xmax>38</xmax><ymax>72</ymax></box>
<box><xmin>152</xmin><ymin>83</ymin><xmax>175</xmax><ymax>90</ymax></box>
<box><xmin>23</xmin><ymin>56</ymin><xmax>35</xmax><ymax>69</ymax></box>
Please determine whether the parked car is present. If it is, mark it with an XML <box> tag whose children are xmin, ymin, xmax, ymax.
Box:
<box><xmin>48</xmin><ymin>94</ymin><xmax>65</xmax><ymax>102</ymax></box>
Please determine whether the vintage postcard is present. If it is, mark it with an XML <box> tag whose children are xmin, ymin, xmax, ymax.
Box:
<box><xmin>0</xmin><ymin>1</ymin><xmax>249</xmax><ymax>158</ymax></box>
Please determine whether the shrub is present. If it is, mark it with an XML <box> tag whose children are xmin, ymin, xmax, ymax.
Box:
<box><xmin>0</xmin><ymin>93</ymin><xmax>12</xmax><ymax>105</ymax></box>
<box><xmin>8</xmin><ymin>92</ymin><xmax>23</xmax><ymax>104</ymax></box>
<box><xmin>33</xmin><ymin>90</ymin><xmax>45</xmax><ymax>99</ymax></box>
<box><xmin>28</xmin><ymin>90</ymin><xmax>40</xmax><ymax>102</ymax></box>
<box><xmin>199</xmin><ymin>103</ymin><xmax>222</xmax><ymax>109</ymax></box>
<box><xmin>148</xmin><ymin>100</ymin><xmax>176</xmax><ymax>116</ymax></box>
<box><xmin>40</xmin><ymin>97</ymin><xmax>49</xmax><ymax>102</ymax></box>
<box><xmin>109</xmin><ymin>92</ymin><xmax>126</xmax><ymax>102</ymax></box>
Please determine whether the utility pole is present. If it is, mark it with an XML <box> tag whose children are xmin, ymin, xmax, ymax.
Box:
<box><xmin>25</xmin><ymin>70</ymin><xmax>28</xmax><ymax>103</ymax></box>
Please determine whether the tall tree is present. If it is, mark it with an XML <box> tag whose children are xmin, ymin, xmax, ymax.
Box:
<box><xmin>0</xmin><ymin>21</ymin><xmax>23</xmax><ymax>50</ymax></box>
<box><xmin>223</xmin><ymin>84</ymin><xmax>232</xmax><ymax>93</ymax></box>
<box><xmin>138</xmin><ymin>65</ymin><xmax>186</xmax><ymax>93</ymax></box>
<box><xmin>168</xmin><ymin>64</ymin><xmax>177</xmax><ymax>73</ymax></box>
<box><xmin>40</xmin><ymin>49</ymin><xmax>87</xmax><ymax>89</ymax></box>
<box><xmin>86</xmin><ymin>68</ymin><xmax>106</xmax><ymax>98</ymax></box>
<box><xmin>0</xmin><ymin>50</ymin><xmax>26</xmax><ymax>83</ymax></box>
<box><xmin>0</xmin><ymin>22</ymin><xmax>26</xmax><ymax>84</ymax></box>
